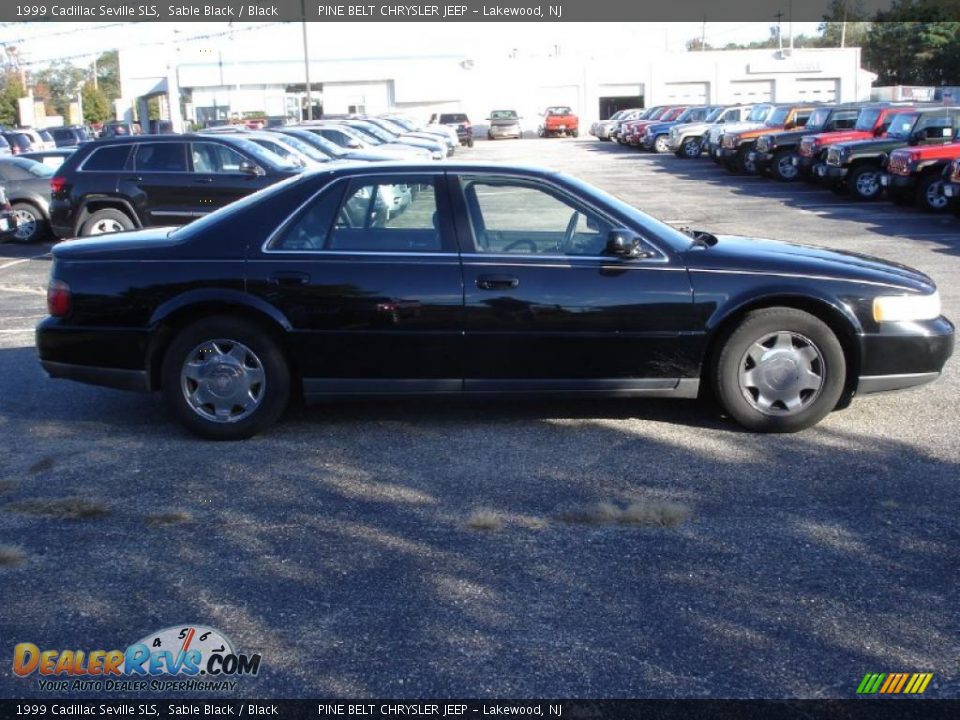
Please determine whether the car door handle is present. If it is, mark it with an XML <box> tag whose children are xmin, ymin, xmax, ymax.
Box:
<box><xmin>194</xmin><ymin>177</ymin><xmax>214</xmax><ymax>184</ymax></box>
<box><xmin>269</xmin><ymin>271</ymin><xmax>310</xmax><ymax>286</ymax></box>
<box><xmin>476</xmin><ymin>274</ymin><xmax>519</xmax><ymax>290</ymax></box>
<box><xmin>122</xmin><ymin>176</ymin><xmax>143</xmax><ymax>182</ymax></box>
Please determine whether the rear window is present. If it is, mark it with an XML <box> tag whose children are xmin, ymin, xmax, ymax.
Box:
<box><xmin>439</xmin><ymin>114</ymin><xmax>468</xmax><ymax>123</ymax></box>
<box><xmin>82</xmin><ymin>144</ymin><xmax>132</xmax><ymax>171</ymax></box>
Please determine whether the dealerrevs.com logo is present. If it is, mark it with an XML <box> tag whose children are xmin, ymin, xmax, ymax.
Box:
<box><xmin>13</xmin><ymin>625</ymin><xmax>261</xmax><ymax>692</ymax></box>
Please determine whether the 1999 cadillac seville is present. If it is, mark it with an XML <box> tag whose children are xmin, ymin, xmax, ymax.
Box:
<box><xmin>37</xmin><ymin>162</ymin><xmax>953</xmax><ymax>439</ymax></box>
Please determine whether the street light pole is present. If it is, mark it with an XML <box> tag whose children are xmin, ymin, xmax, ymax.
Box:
<box><xmin>301</xmin><ymin>0</ymin><xmax>312</xmax><ymax>120</ymax></box>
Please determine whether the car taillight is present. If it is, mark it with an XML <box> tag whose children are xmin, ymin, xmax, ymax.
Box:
<box><xmin>50</xmin><ymin>176</ymin><xmax>66</xmax><ymax>194</ymax></box>
<box><xmin>47</xmin><ymin>279</ymin><xmax>71</xmax><ymax>317</ymax></box>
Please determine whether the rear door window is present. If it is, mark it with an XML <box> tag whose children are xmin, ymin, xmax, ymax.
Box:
<box><xmin>190</xmin><ymin>142</ymin><xmax>249</xmax><ymax>173</ymax></box>
<box><xmin>133</xmin><ymin>142</ymin><xmax>188</xmax><ymax>172</ymax></box>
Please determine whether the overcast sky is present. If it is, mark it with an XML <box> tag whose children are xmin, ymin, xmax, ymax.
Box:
<box><xmin>0</xmin><ymin>21</ymin><xmax>825</xmax><ymax>69</ymax></box>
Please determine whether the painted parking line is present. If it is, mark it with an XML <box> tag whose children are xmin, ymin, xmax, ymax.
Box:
<box><xmin>0</xmin><ymin>252</ymin><xmax>52</xmax><ymax>272</ymax></box>
<box><xmin>0</xmin><ymin>284</ymin><xmax>45</xmax><ymax>296</ymax></box>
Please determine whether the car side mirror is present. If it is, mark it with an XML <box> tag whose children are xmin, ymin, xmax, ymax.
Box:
<box><xmin>605</xmin><ymin>230</ymin><xmax>649</xmax><ymax>258</ymax></box>
<box><xmin>239</xmin><ymin>160</ymin><xmax>265</xmax><ymax>176</ymax></box>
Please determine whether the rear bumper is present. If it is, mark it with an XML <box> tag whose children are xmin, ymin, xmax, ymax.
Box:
<box><xmin>857</xmin><ymin>316</ymin><xmax>954</xmax><ymax>394</ymax></box>
<box><xmin>41</xmin><ymin>360</ymin><xmax>150</xmax><ymax>392</ymax></box>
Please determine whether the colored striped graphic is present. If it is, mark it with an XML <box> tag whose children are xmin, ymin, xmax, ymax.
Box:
<box><xmin>857</xmin><ymin>672</ymin><xmax>933</xmax><ymax>695</ymax></box>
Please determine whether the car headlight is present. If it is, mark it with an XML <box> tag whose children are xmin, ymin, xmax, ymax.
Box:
<box><xmin>873</xmin><ymin>291</ymin><xmax>941</xmax><ymax>323</ymax></box>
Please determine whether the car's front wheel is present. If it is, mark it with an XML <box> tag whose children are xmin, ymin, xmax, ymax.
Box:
<box><xmin>916</xmin><ymin>173</ymin><xmax>949</xmax><ymax>212</ymax></box>
<box><xmin>772</xmin><ymin>150</ymin><xmax>799</xmax><ymax>181</ymax></box>
<box><xmin>676</xmin><ymin>137</ymin><xmax>701</xmax><ymax>158</ymax></box>
<box><xmin>162</xmin><ymin>316</ymin><xmax>291</xmax><ymax>440</ymax></box>
<box><xmin>713</xmin><ymin>308</ymin><xmax>846</xmax><ymax>433</ymax></box>
<box><xmin>653</xmin><ymin>134</ymin><xmax>670</xmax><ymax>153</ymax></box>
<box><xmin>848</xmin><ymin>165</ymin><xmax>883</xmax><ymax>201</ymax></box>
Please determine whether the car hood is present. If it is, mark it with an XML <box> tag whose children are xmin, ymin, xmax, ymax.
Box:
<box><xmin>759</xmin><ymin>129</ymin><xmax>815</xmax><ymax>147</ymax></box>
<box><xmin>672</xmin><ymin>121</ymin><xmax>712</xmax><ymax>135</ymax></box>
<box><xmin>889</xmin><ymin>142</ymin><xmax>960</xmax><ymax>162</ymax></box>
<box><xmin>831</xmin><ymin>136</ymin><xmax>909</xmax><ymax>155</ymax></box>
<box><xmin>52</xmin><ymin>227</ymin><xmax>181</xmax><ymax>259</ymax></box>
<box><xmin>683</xmin><ymin>235</ymin><xmax>934</xmax><ymax>293</ymax></box>
<box><xmin>709</xmin><ymin>121</ymin><xmax>765</xmax><ymax>140</ymax></box>
<box><xmin>645</xmin><ymin>121</ymin><xmax>678</xmax><ymax>135</ymax></box>
<box><xmin>806</xmin><ymin>129</ymin><xmax>873</xmax><ymax>146</ymax></box>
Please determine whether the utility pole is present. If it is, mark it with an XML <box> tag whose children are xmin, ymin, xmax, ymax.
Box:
<box><xmin>841</xmin><ymin>4</ymin><xmax>848</xmax><ymax>48</ymax></box>
<box><xmin>701</xmin><ymin>16</ymin><xmax>707</xmax><ymax>51</ymax></box>
<box><xmin>301</xmin><ymin>0</ymin><xmax>312</xmax><ymax>120</ymax></box>
<box><xmin>774</xmin><ymin>10</ymin><xmax>784</xmax><ymax>54</ymax></box>
<box><xmin>789</xmin><ymin>0</ymin><xmax>794</xmax><ymax>51</ymax></box>
<box><xmin>92</xmin><ymin>54</ymin><xmax>98</xmax><ymax>90</ymax></box>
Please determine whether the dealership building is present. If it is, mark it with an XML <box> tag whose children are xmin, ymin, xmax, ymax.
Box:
<box><xmin>118</xmin><ymin>40</ymin><xmax>875</xmax><ymax>131</ymax></box>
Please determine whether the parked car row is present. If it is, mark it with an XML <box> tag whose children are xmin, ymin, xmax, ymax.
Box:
<box><xmin>593</xmin><ymin>101</ymin><xmax>960</xmax><ymax>215</ymax></box>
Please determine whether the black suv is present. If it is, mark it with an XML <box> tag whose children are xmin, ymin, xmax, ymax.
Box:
<box><xmin>429</xmin><ymin>112</ymin><xmax>473</xmax><ymax>147</ymax></box>
<box><xmin>48</xmin><ymin>126</ymin><xmax>90</xmax><ymax>147</ymax></box>
<box><xmin>49</xmin><ymin>134</ymin><xmax>304</xmax><ymax>238</ymax></box>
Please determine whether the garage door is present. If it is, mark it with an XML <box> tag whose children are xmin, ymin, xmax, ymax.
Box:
<box><xmin>729</xmin><ymin>80</ymin><xmax>774</xmax><ymax>103</ymax></box>
<box><xmin>664</xmin><ymin>82</ymin><xmax>709</xmax><ymax>104</ymax></box>
<box><xmin>796</xmin><ymin>78</ymin><xmax>838</xmax><ymax>103</ymax></box>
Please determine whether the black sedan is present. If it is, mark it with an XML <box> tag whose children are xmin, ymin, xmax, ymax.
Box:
<box><xmin>36</xmin><ymin>162</ymin><xmax>953</xmax><ymax>439</ymax></box>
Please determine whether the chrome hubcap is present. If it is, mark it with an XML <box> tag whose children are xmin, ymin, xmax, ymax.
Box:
<box><xmin>181</xmin><ymin>339</ymin><xmax>265</xmax><ymax>423</ymax></box>
<box><xmin>13</xmin><ymin>210</ymin><xmax>35</xmax><ymax>240</ymax></box>
<box><xmin>88</xmin><ymin>218</ymin><xmax>124</xmax><ymax>235</ymax></box>
<box><xmin>856</xmin><ymin>172</ymin><xmax>879</xmax><ymax>197</ymax></box>
<box><xmin>738</xmin><ymin>331</ymin><xmax>825</xmax><ymax>416</ymax></box>
<box><xmin>683</xmin><ymin>140</ymin><xmax>700</xmax><ymax>157</ymax></box>
<box><xmin>655</xmin><ymin>136</ymin><xmax>669</xmax><ymax>152</ymax></box>
<box><xmin>778</xmin><ymin>156</ymin><xmax>798</xmax><ymax>179</ymax></box>
<box><xmin>926</xmin><ymin>181</ymin><xmax>947</xmax><ymax>209</ymax></box>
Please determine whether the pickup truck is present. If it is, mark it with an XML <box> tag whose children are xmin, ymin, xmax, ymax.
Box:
<box><xmin>818</xmin><ymin>107</ymin><xmax>960</xmax><ymax>201</ymax></box>
<box><xmin>718</xmin><ymin>104</ymin><xmax>817</xmax><ymax>173</ymax></box>
<box><xmin>882</xmin><ymin>138</ymin><xmax>960</xmax><ymax>211</ymax></box>
<box><xmin>538</xmin><ymin>107</ymin><xmax>579</xmax><ymax>138</ymax></box>
<box><xmin>795</xmin><ymin>104</ymin><xmax>912</xmax><ymax>182</ymax></box>
<box><xmin>670</xmin><ymin>105</ymin><xmax>754</xmax><ymax>158</ymax></box>
<box><xmin>751</xmin><ymin>104</ymin><xmax>861</xmax><ymax>181</ymax></box>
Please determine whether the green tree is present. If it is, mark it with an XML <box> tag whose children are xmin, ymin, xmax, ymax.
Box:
<box><xmin>819</xmin><ymin>0</ymin><xmax>871</xmax><ymax>47</ymax></box>
<box><xmin>863</xmin><ymin>2</ymin><xmax>960</xmax><ymax>84</ymax></box>
<box><xmin>0</xmin><ymin>72</ymin><xmax>25</xmax><ymax>126</ymax></box>
<box><xmin>93</xmin><ymin>50</ymin><xmax>120</xmax><ymax>102</ymax></box>
<box><xmin>33</xmin><ymin>61</ymin><xmax>87</xmax><ymax>118</ymax></box>
<box><xmin>81</xmin><ymin>82</ymin><xmax>110</xmax><ymax>124</ymax></box>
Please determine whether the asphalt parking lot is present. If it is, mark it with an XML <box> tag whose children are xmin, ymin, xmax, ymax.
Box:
<box><xmin>1</xmin><ymin>138</ymin><xmax>958</xmax><ymax>699</ymax></box>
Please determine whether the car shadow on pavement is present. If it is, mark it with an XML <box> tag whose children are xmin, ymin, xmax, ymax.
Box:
<box><xmin>1</xmin><ymin>342</ymin><xmax>958</xmax><ymax>698</ymax></box>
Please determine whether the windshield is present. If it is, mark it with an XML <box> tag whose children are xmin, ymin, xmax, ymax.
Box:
<box><xmin>705</xmin><ymin>107</ymin><xmax>725</xmax><ymax>123</ymax></box>
<box><xmin>885</xmin><ymin>113</ymin><xmax>919</xmax><ymax>138</ymax></box>
<box><xmin>748</xmin><ymin>105</ymin><xmax>772</xmax><ymax>122</ymax></box>
<box><xmin>805</xmin><ymin>108</ymin><xmax>832</xmax><ymax>130</ymax></box>
<box><xmin>490</xmin><ymin>110</ymin><xmax>518</xmax><ymax>120</ymax></box>
<box><xmin>675</xmin><ymin>108</ymin><xmax>699</xmax><ymax>123</ymax></box>
<box><xmin>296</xmin><ymin>130</ymin><xmax>348</xmax><ymax>158</ymax></box>
<box><xmin>9</xmin><ymin>157</ymin><xmax>54</xmax><ymax>177</ymax></box>
<box><xmin>349</xmin><ymin>122</ymin><xmax>395</xmax><ymax>143</ymax></box>
<box><xmin>388</xmin><ymin>117</ymin><xmax>415</xmax><ymax>131</ymax></box>
<box><xmin>338</xmin><ymin>124</ymin><xmax>381</xmax><ymax>145</ymax></box>
<box><xmin>225</xmin><ymin>137</ymin><xmax>300</xmax><ymax>170</ymax></box>
<box><xmin>854</xmin><ymin>108</ymin><xmax>882</xmax><ymax>132</ymax></box>
<box><xmin>270</xmin><ymin>133</ymin><xmax>328</xmax><ymax>162</ymax></box>
<box><xmin>767</xmin><ymin>107</ymin><xmax>790</xmax><ymax>125</ymax></box>
<box><xmin>546</xmin><ymin>107</ymin><xmax>572</xmax><ymax>116</ymax></box>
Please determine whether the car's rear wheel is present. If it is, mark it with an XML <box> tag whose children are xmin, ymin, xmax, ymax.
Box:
<box><xmin>713</xmin><ymin>308</ymin><xmax>845</xmax><ymax>433</ymax></box>
<box><xmin>161</xmin><ymin>316</ymin><xmax>290</xmax><ymax>440</ymax></box>
<box><xmin>81</xmin><ymin>208</ymin><xmax>135</xmax><ymax>236</ymax></box>
<box><xmin>653</xmin><ymin>134</ymin><xmax>670</xmax><ymax>153</ymax></box>
<box><xmin>848</xmin><ymin>165</ymin><xmax>882</xmax><ymax>201</ymax></box>
<box><xmin>772</xmin><ymin>150</ymin><xmax>799</xmax><ymax>181</ymax></box>
<box><xmin>10</xmin><ymin>203</ymin><xmax>47</xmax><ymax>244</ymax></box>
<box><xmin>916</xmin><ymin>173</ymin><xmax>949</xmax><ymax>212</ymax></box>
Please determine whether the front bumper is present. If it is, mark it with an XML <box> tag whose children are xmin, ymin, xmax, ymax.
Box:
<box><xmin>718</xmin><ymin>147</ymin><xmax>739</xmax><ymax>160</ymax></box>
<box><xmin>751</xmin><ymin>150</ymin><xmax>775</xmax><ymax>170</ymax></box>
<box><xmin>857</xmin><ymin>316</ymin><xmax>954</xmax><ymax>394</ymax></box>
<box><xmin>881</xmin><ymin>173</ymin><xmax>916</xmax><ymax>192</ymax></box>
<box><xmin>942</xmin><ymin>182</ymin><xmax>960</xmax><ymax>198</ymax></box>
<box><xmin>816</xmin><ymin>164</ymin><xmax>848</xmax><ymax>182</ymax></box>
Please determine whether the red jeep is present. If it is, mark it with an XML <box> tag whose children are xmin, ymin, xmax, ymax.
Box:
<box><xmin>883</xmin><ymin>134</ymin><xmax>960</xmax><ymax>211</ymax></box>
<box><xmin>538</xmin><ymin>107</ymin><xmax>579</xmax><ymax>138</ymax></box>
<box><xmin>796</xmin><ymin>104</ymin><xmax>915</xmax><ymax>181</ymax></box>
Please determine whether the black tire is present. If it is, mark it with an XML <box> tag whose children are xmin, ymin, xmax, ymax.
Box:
<box><xmin>916</xmin><ymin>173</ymin><xmax>950</xmax><ymax>212</ymax></box>
<box><xmin>572</xmin><ymin>129</ymin><xmax>579</xmax><ymax>138</ymax></box>
<box><xmin>712</xmin><ymin>308</ymin><xmax>846</xmax><ymax>433</ymax></box>
<box><xmin>161</xmin><ymin>316</ymin><xmax>291</xmax><ymax>440</ymax></box>
<box><xmin>771</xmin><ymin>149</ymin><xmax>799</xmax><ymax>182</ymax></box>
<box><xmin>80</xmin><ymin>208</ymin><xmax>135</xmax><ymax>236</ymax></box>
<box><xmin>676</xmin><ymin>137</ymin><xmax>701</xmax><ymax>159</ymax></box>
<box><xmin>847</xmin><ymin>165</ymin><xmax>883</xmax><ymax>201</ymax></box>
<box><xmin>10</xmin><ymin>202</ymin><xmax>47</xmax><ymax>244</ymax></box>
<box><xmin>466</xmin><ymin>137</ymin><xmax>474</xmax><ymax>148</ymax></box>
<box><xmin>487</xmin><ymin>133</ymin><xmax>494</xmax><ymax>141</ymax></box>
